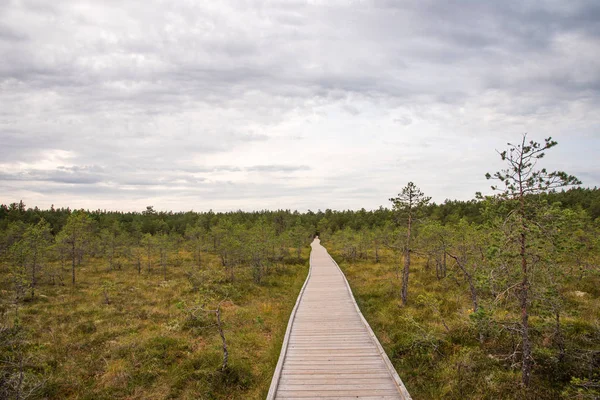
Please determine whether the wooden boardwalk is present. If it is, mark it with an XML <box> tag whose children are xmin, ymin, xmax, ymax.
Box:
<box><xmin>267</xmin><ymin>238</ymin><xmax>411</xmax><ymax>399</ymax></box>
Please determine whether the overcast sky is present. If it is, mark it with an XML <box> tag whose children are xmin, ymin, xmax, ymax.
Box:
<box><xmin>1</xmin><ymin>0</ymin><xmax>599</xmax><ymax>212</ymax></box>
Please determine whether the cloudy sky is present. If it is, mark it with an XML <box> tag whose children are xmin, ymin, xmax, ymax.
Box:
<box><xmin>1</xmin><ymin>0</ymin><xmax>599</xmax><ymax>212</ymax></box>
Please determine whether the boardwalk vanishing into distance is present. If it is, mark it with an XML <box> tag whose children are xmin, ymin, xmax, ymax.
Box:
<box><xmin>267</xmin><ymin>238</ymin><xmax>411</xmax><ymax>399</ymax></box>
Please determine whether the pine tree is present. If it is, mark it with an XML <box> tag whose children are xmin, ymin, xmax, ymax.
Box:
<box><xmin>486</xmin><ymin>134</ymin><xmax>580</xmax><ymax>387</ymax></box>
<box><xmin>390</xmin><ymin>182</ymin><xmax>431</xmax><ymax>305</ymax></box>
<box><xmin>57</xmin><ymin>211</ymin><xmax>94</xmax><ymax>285</ymax></box>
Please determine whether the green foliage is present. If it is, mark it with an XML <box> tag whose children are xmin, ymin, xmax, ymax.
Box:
<box><xmin>2</xmin><ymin>187</ymin><xmax>600</xmax><ymax>238</ymax></box>
<box><xmin>318</xmin><ymin>136</ymin><xmax>596</xmax><ymax>397</ymax></box>
<box><xmin>0</xmin><ymin>215</ymin><xmax>310</xmax><ymax>399</ymax></box>
<box><xmin>484</xmin><ymin>134</ymin><xmax>582</xmax><ymax>387</ymax></box>
<box><xmin>331</xmin><ymin>242</ymin><xmax>599</xmax><ymax>399</ymax></box>
<box><xmin>390</xmin><ymin>181</ymin><xmax>431</xmax><ymax>218</ymax></box>
<box><xmin>56</xmin><ymin>210</ymin><xmax>94</xmax><ymax>284</ymax></box>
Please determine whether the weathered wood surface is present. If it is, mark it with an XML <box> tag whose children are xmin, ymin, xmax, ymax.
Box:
<box><xmin>267</xmin><ymin>238</ymin><xmax>411</xmax><ymax>399</ymax></box>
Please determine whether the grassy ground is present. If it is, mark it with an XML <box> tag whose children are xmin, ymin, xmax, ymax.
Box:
<box><xmin>328</xmin><ymin>249</ymin><xmax>600</xmax><ymax>400</ymax></box>
<box><xmin>0</xmin><ymin>250</ymin><xmax>309</xmax><ymax>399</ymax></box>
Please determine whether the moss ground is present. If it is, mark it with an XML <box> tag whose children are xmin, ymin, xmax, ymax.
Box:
<box><xmin>0</xmin><ymin>250</ymin><xmax>309</xmax><ymax>399</ymax></box>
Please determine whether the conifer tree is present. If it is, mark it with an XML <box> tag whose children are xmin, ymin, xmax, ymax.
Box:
<box><xmin>57</xmin><ymin>211</ymin><xmax>94</xmax><ymax>285</ymax></box>
<box><xmin>390</xmin><ymin>182</ymin><xmax>431</xmax><ymax>305</ymax></box>
<box><xmin>486</xmin><ymin>134</ymin><xmax>580</xmax><ymax>387</ymax></box>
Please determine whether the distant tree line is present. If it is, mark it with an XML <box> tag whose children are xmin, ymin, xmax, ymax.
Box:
<box><xmin>2</xmin><ymin>187</ymin><xmax>598</xmax><ymax>241</ymax></box>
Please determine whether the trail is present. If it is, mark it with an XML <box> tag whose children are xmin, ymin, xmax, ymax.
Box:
<box><xmin>267</xmin><ymin>237</ymin><xmax>411</xmax><ymax>399</ymax></box>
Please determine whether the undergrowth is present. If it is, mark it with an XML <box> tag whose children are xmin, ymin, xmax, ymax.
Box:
<box><xmin>0</xmin><ymin>250</ymin><xmax>308</xmax><ymax>399</ymax></box>
<box><xmin>330</xmin><ymin>250</ymin><xmax>600</xmax><ymax>400</ymax></box>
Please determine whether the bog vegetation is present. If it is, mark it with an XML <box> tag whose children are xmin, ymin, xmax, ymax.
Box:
<box><xmin>1</xmin><ymin>135</ymin><xmax>599</xmax><ymax>399</ymax></box>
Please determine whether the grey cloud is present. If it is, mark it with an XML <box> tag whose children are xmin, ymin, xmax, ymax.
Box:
<box><xmin>178</xmin><ymin>166</ymin><xmax>242</xmax><ymax>173</ymax></box>
<box><xmin>342</xmin><ymin>105</ymin><xmax>360</xmax><ymax>116</ymax></box>
<box><xmin>1</xmin><ymin>0</ymin><xmax>599</xmax><ymax>210</ymax></box>
<box><xmin>57</xmin><ymin>165</ymin><xmax>104</xmax><ymax>173</ymax></box>
<box><xmin>0</xmin><ymin>24</ymin><xmax>28</xmax><ymax>42</ymax></box>
<box><xmin>246</xmin><ymin>165</ymin><xmax>310</xmax><ymax>173</ymax></box>
<box><xmin>0</xmin><ymin>129</ymin><xmax>63</xmax><ymax>161</ymax></box>
<box><xmin>0</xmin><ymin>168</ymin><xmax>104</xmax><ymax>185</ymax></box>
<box><xmin>393</xmin><ymin>116</ymin><xmax>412</xmax><ymax>126</ymax></box>
<box><xmin>2</xmin><ymin>1</ymin><xmax>598</xmax><ymax>104</ymax></box>
<box><xmin>119</xmin><ymin>177</ymin><xmax>207</xmax><ymax>186</ymax></box>
<box><xmin>5</xmin><ymin>176</ymin><xmax>335</xmax><ymax>206</ymax></box>
<box><xmin>178</xmin><ymin>164</ymin><xmax>309</xmax><ymax>174</ymax></box>
<box><xmin>0</xmin><ymin>163</ymin><xmax>311</xmax><ymax>190</ymax></box>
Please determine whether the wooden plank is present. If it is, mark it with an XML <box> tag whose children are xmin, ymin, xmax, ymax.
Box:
<box><xmin>280</xmin><ymin>366</ymin><xmax>389</xmax><ymax>372</ymax></box>
<box><xmin>278</xmin><ymin>397</ymin><xmax>401</xmax><ymax>400</ymax></box>
<box><xmin>276</xmin><ymin>389</ymin><xmax>401</xmax><ymax>397</ymax></box>
<box><xmin>277</xmin><ymin>370</ymin><xmax>393</xmax><ymax>375</ymax></box>
<box><xmin>278</xmin><ymin>383</ymin><xmax>399</xmax><ymax>391</ymax></box>
<box><xmin>280</xmin><ymin>378</ymin><xmax>395</xmax><ymax>385</ymax></box>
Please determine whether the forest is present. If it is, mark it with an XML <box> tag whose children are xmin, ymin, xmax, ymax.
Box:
<box><xmin>1</xmin><ymin>137</ymin><xmax>599</xmax><ymax>399</ymax></box>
